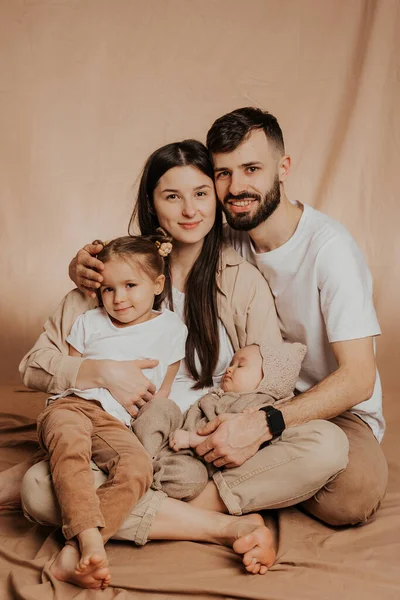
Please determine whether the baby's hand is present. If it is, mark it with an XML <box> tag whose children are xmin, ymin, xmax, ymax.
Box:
<box><xmin>169</xmin><ymin>429</ymin><xmax>191</xmax><ymax>451</ymax></box>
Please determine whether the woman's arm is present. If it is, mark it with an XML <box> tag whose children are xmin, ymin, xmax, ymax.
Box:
<box><xmin>19</xmin><ymin>289</ymin><xmax>96</xmax><ymax>393</ymax></box>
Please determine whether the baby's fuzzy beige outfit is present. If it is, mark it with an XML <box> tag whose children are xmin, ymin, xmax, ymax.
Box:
<box><xmin>132</xmin><ymin>341</ymin><xmax>308</xmax><ymax>500</ymax></box>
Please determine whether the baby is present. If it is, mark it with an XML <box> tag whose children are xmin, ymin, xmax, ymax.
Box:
<box><xmin>132</xmin><ymin>340</ymin><xmax>306</xmax><ymax>504</ymax></box>
<box><xmin>169</xmin><ymin>342</ymin><xmax>306</xmax><ymax>452</ymax></box>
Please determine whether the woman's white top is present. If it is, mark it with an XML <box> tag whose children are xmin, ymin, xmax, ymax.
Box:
<box><xmin>167</xmin><ymin>288</ymin><xmax>234</xmax><ymax>411</ymax></box>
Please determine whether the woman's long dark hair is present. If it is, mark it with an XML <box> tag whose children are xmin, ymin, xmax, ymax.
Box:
<box><xmin>129</xmin><ymin>139</ymin><xmax>223</xmax><ymax>389</ymax></box>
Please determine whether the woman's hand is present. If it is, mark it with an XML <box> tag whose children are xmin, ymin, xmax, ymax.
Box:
<box><xmin>69</xmin><ymin>242</ymin><xmax>105</xmax><ymax>298</ymax></box>
<box><xmin>195</xmin><ymin>412</ymin><xmax>272</xmax><ymax>468</ymax></box>
<box><xmin>78</xmin><ymin>358</ymin><xmax>159</xmax><ymax>416</ymax></box>
<box><xmin>102</xmin><ymin>359</ymin><xmax>159</xmax><ymax>416</ymax></box>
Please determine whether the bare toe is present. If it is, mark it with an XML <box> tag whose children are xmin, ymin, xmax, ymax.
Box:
<box><xmin>232</xmin><ymin>520</ymin><xmax>275</xmax><ymax>574</ymax></box>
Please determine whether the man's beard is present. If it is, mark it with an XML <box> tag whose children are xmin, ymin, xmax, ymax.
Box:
<box><xmin>222</xmin><ymin>174</ymin><xmax>281</xmax><ymax>231</ymax></box>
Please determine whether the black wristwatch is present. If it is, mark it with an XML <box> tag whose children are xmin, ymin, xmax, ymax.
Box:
<box><xmin>258</xmin><ymin>405</ymin><xmax>286</xmax><ymax>449</ymax></box>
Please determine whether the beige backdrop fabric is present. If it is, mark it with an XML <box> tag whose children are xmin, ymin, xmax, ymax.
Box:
<box><xmin>1</xmin><ymin>0</ymin><xmax>399</xmax><ymax>386</ymax></box>
<box><xmin>0</xmin><ymin>1</ymin><xmax>400</xmax><ymax>598</ymax></box>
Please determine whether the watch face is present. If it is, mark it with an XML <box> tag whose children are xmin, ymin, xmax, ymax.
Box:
<box><xmin>268</xmin><ymin>410</ymin><xmax>285</xmax><ymax>436</ymax></box>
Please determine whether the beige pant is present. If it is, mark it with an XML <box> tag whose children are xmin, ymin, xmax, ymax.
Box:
<box><xmin>132</xmin><ymin>397</ymin><xmax>209</xmax><ymax>501</ymax></box>
<box><xmin>37</xmin><ymin>397</ymin><xmax>153</xmax><ymax>542</ymax></box>
<box><xmin>22</xmin><ymin>411</ymin><xmax>354</xmax><ymax>545</ymax></box>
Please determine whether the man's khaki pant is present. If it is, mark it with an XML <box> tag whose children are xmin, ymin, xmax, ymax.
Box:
<box><xmin>36</xmin><ymin>397</ymin><xmax>153</xmax><ymax>542</ymax></box>
<box><xmin>20</xmin><ymin>410</ymin><xmax>379</xmax><ymax>545</ymax></box>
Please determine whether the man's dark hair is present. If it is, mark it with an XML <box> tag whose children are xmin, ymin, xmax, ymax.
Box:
<box><xmin>206</xmin><ymin>107</ymin><xmax>285</xmax><ymax>155</ymax></box>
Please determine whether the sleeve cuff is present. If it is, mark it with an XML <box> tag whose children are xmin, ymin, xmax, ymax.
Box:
<box><xmin>51</xmin><ymin>355</ymin><xmax>85</xmax><ymax>393</ymax></box>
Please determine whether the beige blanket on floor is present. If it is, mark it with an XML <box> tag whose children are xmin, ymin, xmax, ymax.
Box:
<box><xmin>0</xmin><ymin>384</ymin><xmax>399</xmax><ymax>600</ymax></box>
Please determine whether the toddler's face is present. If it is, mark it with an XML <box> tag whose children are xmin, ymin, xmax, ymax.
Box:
<box><xmin>100</xmin><ymin>257</ymin><xmax>164</xmax><ymax>327</ymax></box>
<box><xmin>221</xmin><ymin>345</ymin><xmax>263</xmax><ymax>393</ymax></box>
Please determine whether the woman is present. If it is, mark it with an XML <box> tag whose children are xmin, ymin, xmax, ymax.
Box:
<box><xmin>8</xmin><ymin>140</ymin><xmax>347</xmax><ymax>584</ymax></box>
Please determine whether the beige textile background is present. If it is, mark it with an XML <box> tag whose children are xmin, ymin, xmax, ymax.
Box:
<box><xmin>0</xmin><ymin>0</ymin><xmax>399</xmax><ymax>391</ymax></box>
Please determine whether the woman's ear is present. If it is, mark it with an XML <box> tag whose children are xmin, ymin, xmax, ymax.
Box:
<box><xmin>154</xmin><ymin>274</ymin><xmax>166</xmax><ymax>296</ymax></box>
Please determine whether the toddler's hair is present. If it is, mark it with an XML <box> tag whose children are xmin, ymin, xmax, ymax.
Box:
<box><xmin>96</xmin><ymin>229</ymin><xmax>172</xmax><ymax>309</ymax></box>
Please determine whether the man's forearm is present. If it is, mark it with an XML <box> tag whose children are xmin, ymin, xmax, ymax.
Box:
<box><xmin>279</xmin><ymin>365</ymin><xmax>375</xmax><ymax>428</ymax></box>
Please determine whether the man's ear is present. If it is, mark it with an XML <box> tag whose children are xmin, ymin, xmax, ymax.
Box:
<box><xmin>278</xmin><ymin>155</ymin><xmax>291</xmax><ymax>183</ymax></box>
<box><xmin>154</xmin><ymin>274</ymin><xmax>166</xmax><ymax>295</ymax></box>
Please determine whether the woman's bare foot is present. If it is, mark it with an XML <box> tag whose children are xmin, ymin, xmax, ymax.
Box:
<box><xmin>147</xmin><ymin>496</ymin><xmax>275</xmax><ymax>574</ymax></box>
<box><xmin>219</xmin><ymin>513</ymin><xmax>276</xmax><ymax>575</ymax></box>
<box><xmin>75</xmin><ymin>528</ymin><xmax>108</xmax><ymax>576</ymax></box>
<box><xmin>50</xmin><ymin>545</ymin><xmax>111</xmax><ymax>589</ymax></box>
<box><xmin>0</xmin><ymin>461</ymin><xmax>32</xmax><ymax>509</ymax></box>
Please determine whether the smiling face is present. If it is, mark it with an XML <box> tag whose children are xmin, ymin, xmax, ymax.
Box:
<box><xmin>152</xmin><ymin>165</ymin><xmax>217</xmax><ymax>249</ymax></box>
<box><xmin>221</xmin><ymin>345</ymin><xmax>263</xmax><ymax>393</ymax></box>
<box><xmin>100</xmin><ymin>256</ymin><xmax>165</xmax><ymax>327</ymax></box>
<box><xmin>212</xmin><ymin>129</ymin><xmax>284</xmax><ymax>231</ymax></box>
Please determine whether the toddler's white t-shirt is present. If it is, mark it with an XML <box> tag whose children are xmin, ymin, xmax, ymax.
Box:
<box><xmin>49</xmin><ymin>307</ymin><xmax>187</xmax><ymax>426</ymax></box>
<box><xmin>224</xmin><ymin>202</ymin><xmax>384</xmax><ymax>441</ymax></box>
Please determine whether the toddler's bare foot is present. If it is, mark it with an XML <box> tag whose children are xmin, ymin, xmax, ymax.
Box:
<box><xmin>76</xmin><ymin>528</ymin><xmax>108</xmax><ymax>577</ymax></box>
<box><xmin>50</xmin><ymin>544</ymin><xmax>110</xmax><ymax>589</ymax></box>
<box><xmin>218</xmin><ymin>513</ymin><xmax>276</xmax><ymax>575</ymax></box>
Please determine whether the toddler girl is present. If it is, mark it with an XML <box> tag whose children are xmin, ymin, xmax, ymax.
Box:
<box><xmin>37</xmin><ymin>233</ymin><xmax>187</xmax><ymax>590</ymax></box>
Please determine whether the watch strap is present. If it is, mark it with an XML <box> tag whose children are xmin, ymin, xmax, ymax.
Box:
<box><xmin>259</xmin><ymin>405</ymin><xmax>286</xmax><ymax>449</ymax></box>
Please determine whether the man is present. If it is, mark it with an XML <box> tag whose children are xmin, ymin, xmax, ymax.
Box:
<box><xmin>194</xmin><ymin>107</ymin><xmax>387</xmax><ymax>525</ymax></box>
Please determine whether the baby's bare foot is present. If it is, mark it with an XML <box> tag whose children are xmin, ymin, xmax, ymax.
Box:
<box><xmin>219</xmin><ymin>513</ymin><xmax>276</xmax><ymax>575</ymax></box>
<box><xmin>50</xmin><ymin>545</ymin><xmax>110</xmax><ymax>589</ymax></box>
<box><xmin>170</xmin><ymin>429</ymin><xmax>208</xmax><ymax>451</ymax></box>
<box><xmin>169</xmin><ymin>429</ymin><xmax>191</xmax><ymax>451</ymax></box>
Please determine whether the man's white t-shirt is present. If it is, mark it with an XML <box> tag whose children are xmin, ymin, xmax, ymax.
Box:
<box><xmin>49</xmin><ymin>307</ymin><xmax>187</xmax><ymax>426</ymax></box>
<box><xmin>224</xmin><ymin>202</ymin><xmax>384</xmax><ymax>441</ymax></box>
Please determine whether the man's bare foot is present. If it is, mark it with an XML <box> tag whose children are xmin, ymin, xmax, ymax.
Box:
<box><xmin>0</xmin><ymin>461</ymin><xmax>31</xmax><ymax>509</ymax></box>
<box><xmin>75</xmin><ymin>528</ymin><xmax>108</xmax><ymax>576</ymax></box>
<box><xmin>218</xmin><ymin>513</ymin><xmax>276</xmax><ymax>575</ymax></box>
<box><xmin>50</xmin><ymin>545</ymin><xmax>111</xmax><ymax>589</ymax></box>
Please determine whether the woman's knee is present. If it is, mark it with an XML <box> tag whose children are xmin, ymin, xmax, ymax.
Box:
<box><xmin>133</xmin><ymin>399</ymin><xmax>183</xmax><ymax>458</ymax></box>
<box><xmin>21</xmin><ymin>460</ymin><xmax>61</xmax><ymax>526</ymax></box>
<box><xmin>21</xmin><ymin>459</ymin><xmax>109</xmax><ymax>526</ymax></box>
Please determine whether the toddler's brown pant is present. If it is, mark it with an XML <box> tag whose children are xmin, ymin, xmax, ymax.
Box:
<box><xmin>37</xmin><ymin>397</ymin><xmax>152</xmax><ymax>542</ymax></box>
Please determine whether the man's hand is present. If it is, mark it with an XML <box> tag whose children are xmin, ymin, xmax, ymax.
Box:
<box><xmin>195</xmin><ymin>411</ymin><xmax>272</xmax><ymax>468</ymax></box>
<box><xmin>99</xmin><ymin>358</ymin><xmax>159</xmax><ymax>417</ymax></box>
<box><xmin>69</xmin><ymin>241</ymin><xmax>105</xmax><ymax>298</ymax></box>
